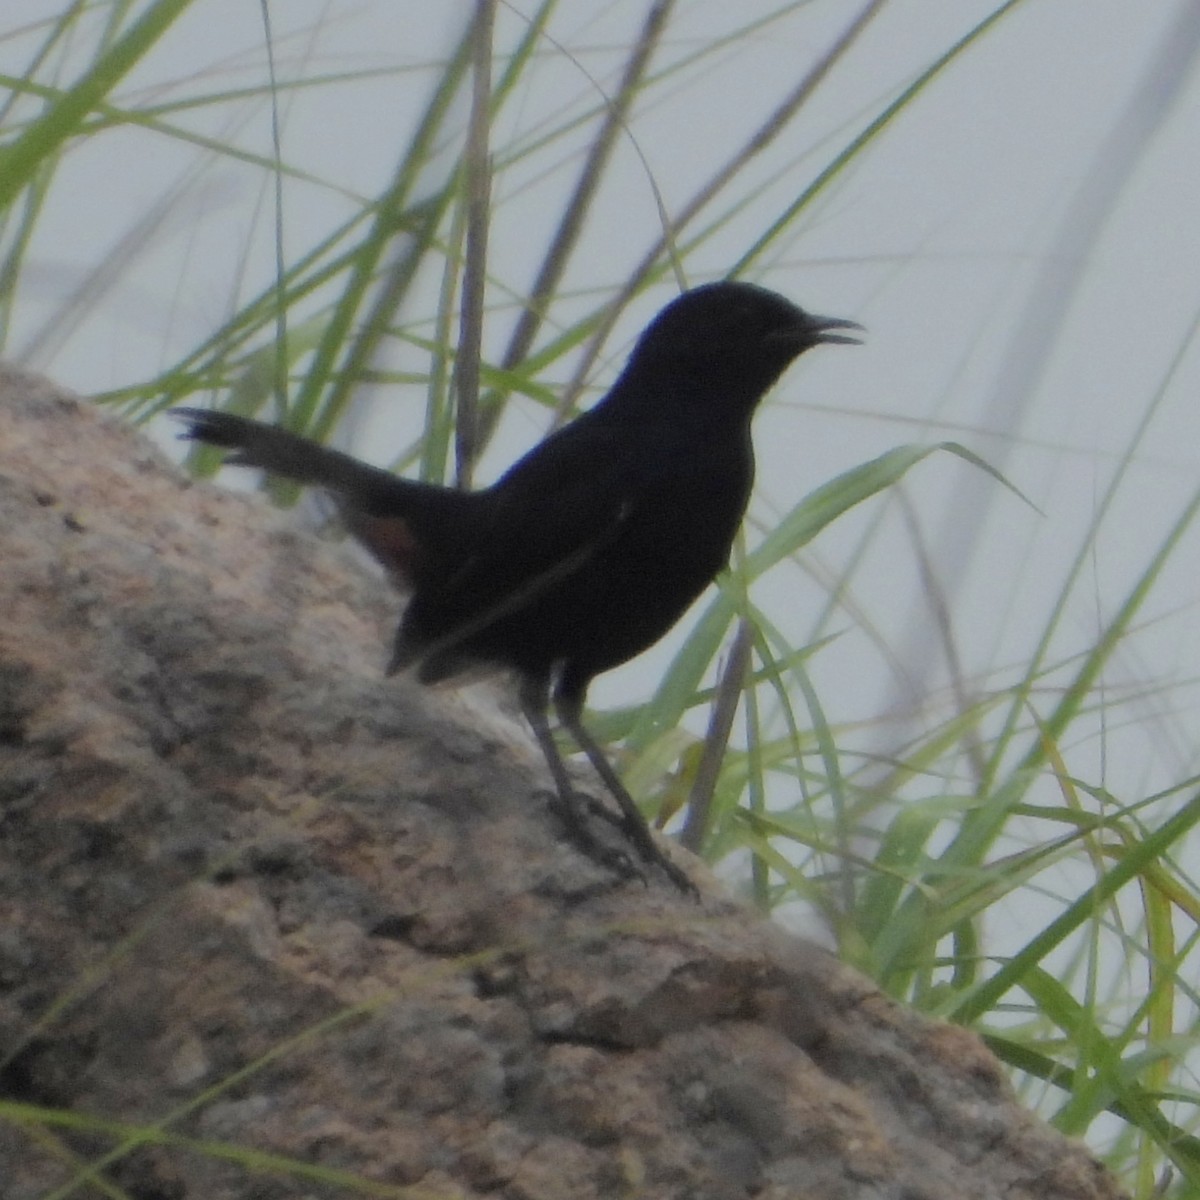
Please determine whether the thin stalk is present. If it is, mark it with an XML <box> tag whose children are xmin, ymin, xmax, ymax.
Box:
<box><xmin>453</xmin><ymin>0</ymin><xmax>496</xmax><ymax>488</ymax></box>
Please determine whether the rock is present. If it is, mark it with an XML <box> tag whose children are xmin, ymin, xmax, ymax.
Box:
<box><xmin>0</xmin><ymin>366</ymin><xmax>1126</xmax><ymax>1199</ymax></box>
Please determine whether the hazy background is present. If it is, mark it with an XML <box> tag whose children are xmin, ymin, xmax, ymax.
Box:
<box><xmin>8</xmin><ymin>3</ymin><xmax>1200</xmax><ymax>1175</ymax></box>
<box><xmin>5</xmin><ymin>0</ymin><xmax>1200</xmax><ymax>854</ymax></box>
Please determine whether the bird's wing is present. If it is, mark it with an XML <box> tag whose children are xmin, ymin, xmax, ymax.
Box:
<box><xmin>466</xmin><ymin>417</ymin><xmax>641</xmax><ymax>579</ymax></box>
<box><xmin>391</xmin><ymin>416</ymin><xmax>648</xmax><ymax>672</ymax></box>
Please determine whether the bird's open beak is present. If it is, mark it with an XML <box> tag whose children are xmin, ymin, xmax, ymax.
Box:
<box><xmin>811</xmin><ymin>315</ymin><xmax>864</xmax><ymax>345</ymax></box>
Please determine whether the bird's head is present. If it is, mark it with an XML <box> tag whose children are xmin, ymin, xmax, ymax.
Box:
<box><xmin>613</xmin><ymin>280</ymin><xmax>861</xmax><ymax>418</ymax></box>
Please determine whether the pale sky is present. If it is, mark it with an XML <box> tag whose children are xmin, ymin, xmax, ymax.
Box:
<box><xmin>5</xmin><ymin>0</ymin><xmax>1200</xmax><ymax>818</ymax></box>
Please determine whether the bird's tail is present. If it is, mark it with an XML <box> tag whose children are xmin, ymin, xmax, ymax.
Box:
<box><xmin>172</xmin><ymin>408</ymin><xmax>404</xmax><ymax>506</ymax></box>
<box><xmin>172</xmin><ymin>407</ymin><xmax>480</xmax><ymax>587</ymax></box>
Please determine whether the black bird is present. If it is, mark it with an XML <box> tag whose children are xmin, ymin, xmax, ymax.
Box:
<box><xmin>173</xmin><ymin>281</ymin><xmax>860</xmax><ymax>893</ymax></box>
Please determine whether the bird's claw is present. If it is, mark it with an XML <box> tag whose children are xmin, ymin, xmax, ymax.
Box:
<box><xmin>533</xmin><ymin>788</ymin><xmax>646</xmax><ymax>886</ymax></box>
<box><xmin>532</xmin><ymin>788</ymin><xmax>695</xmax><ymax>896</ymax></box>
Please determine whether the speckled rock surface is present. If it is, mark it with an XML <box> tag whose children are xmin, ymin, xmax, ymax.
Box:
<box><xmin>0</xmin><ymin>368</ymin><xmax>1126</xmax><ymax>1200</ymax></box>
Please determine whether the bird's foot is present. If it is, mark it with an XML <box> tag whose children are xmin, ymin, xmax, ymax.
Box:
<box><xmin>628</xmin><ymin>831</ymin><xmax>698</xmax><ymax>897</ymax></box>
<box><xmin>605</xmin><ymin>808</ymin><xmax>698</xmax><ymax>897</ymax></box>
<box><xmin>535</xmin><ymin>789</ymin><xmax>646</xmax><ymax>886</ymax></box>
<box><xmin>571</xmin><ymin>790</ymin><xmax>698</xmax><ymax>898</ymax></box>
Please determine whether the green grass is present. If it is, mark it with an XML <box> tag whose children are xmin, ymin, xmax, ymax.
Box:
<box><xmin>2</xmin><ymin>2</ymin><xmax>1198</xmax><ymax>1195</ymax></box>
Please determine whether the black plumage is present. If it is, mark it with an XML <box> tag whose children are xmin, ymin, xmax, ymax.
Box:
<box><xmin>174</xmin><ymin>281</ymin><xmax>860</xmax><ymax>892</ymax></box>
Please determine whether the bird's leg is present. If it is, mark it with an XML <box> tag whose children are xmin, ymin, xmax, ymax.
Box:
<box><xmin>519</xmin><ymin>679</ymin><xmax>642</xmax><ymax>884</ymax></box>
<box><xmin>554</xmin><ymin>692</ymin><xmax>697</xmax><ymax>897</ymax></box>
